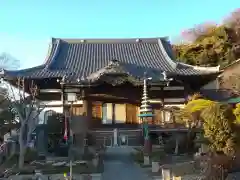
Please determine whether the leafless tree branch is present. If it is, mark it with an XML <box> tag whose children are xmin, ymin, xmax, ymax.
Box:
<box><xmin>0</xmin><ymin>77</ymin><xmax>45</xmax><ymax>168</ymax></box>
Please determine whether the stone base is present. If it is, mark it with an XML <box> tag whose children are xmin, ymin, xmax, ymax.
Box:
<box><xmin>173</xmin><ymin>176</ymin><xmax>182</xmax><ymax>180</ymax></box>
<box><xmin>144</xmin><ymin>155</ymin><xmax>150</xmax><ymax>165</ymax></box>
<box><xmin>152</xmin><ymin>161</ymin><xmax>160</xmax><ymax>172</ymax></box>
<box><xmin>143</xmin><ymin>139</ymin><xmax>152</xmax><ymax>154</ymax></box>
<box><xmin>152</xmin><ymin>176</ymin><xmax>162</xmax><ymax>180</ymax></box>
<box><xmin>162</xmin><ymin>168</ymin><xmax>171</xmax><ymax>180</ymax></box>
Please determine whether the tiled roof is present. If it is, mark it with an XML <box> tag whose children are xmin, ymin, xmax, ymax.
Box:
<box><xmin>0</xmin><ymin>37</ymin><xmax>220</xmax><ymax>83</ymax></box>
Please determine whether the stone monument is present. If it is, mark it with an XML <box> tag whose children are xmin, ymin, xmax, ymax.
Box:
<box><xmin>36</xmin><ymin>124</ymin><xmax>48</xmax><ymax>158</ymax></box>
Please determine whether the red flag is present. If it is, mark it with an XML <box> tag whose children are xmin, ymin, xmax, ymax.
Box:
<box><xmin>63</xmin><ymin>113</ymin><xmax>68</xmax><ymax>141</ymax></box>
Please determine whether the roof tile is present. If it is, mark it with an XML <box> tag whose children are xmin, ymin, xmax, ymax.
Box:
<box><xmin>2</xmin><ymin>38</ymin><xmax>220</xmax><ymax>82</ymax></box>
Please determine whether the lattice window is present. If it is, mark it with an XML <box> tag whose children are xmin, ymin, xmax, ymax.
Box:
<box><xmin>70</xmin><ymin>106</ymin><xmax>83</xmax><ymax>116</ymax></box>
<box><xmin>92</xmin><ymin>101</ymin><xmax>102</xmax><ymax>119</ymax></box>
<box><xmin>126</xmin><ymin>104</ymin><xmax>137</xmax><ymax>124</ymax></box>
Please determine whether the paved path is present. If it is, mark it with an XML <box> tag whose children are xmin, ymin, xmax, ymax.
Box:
<box><xmin>102</xmin><ymin>146</ymin><xmax>153</xmax><ymax>180</ymax></box>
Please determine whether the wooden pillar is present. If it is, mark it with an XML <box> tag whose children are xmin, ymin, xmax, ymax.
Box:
<box><xmin>82</xmin><ymin>88</ymin><xmax>92</xmax><ymax>128</ymax></box>
<box><xmin>112</xmin><ymin>103</ymin><xmax>115</xmax><ymax>124</ymax></box>
<box><xmin>61</xmin><ymin>83</ymin><xmax>65</xmax><ymax>114</ymax></box>
<box><xmin>161</xmin><ymin>87</ymin><xmax>165</xmax><ymax>125</ymax></box>
<box><xmin>91</xmin><ymin>101</ymin><xmax>102</xmax><ymax>127</ymax></box>
<box><xmin>83</xmin><ymin>99</ymin><xmax>92</xmax><ymax>117</ymax></box>
<box><xmin>81</xmin><ymin>90</ymin><xmax>89</xmax><ymax>116</ymax></box>
<box><xmin>83</xmin><ymin>100</ymin><xmax>88</xmax><ymax>115</ymax></box>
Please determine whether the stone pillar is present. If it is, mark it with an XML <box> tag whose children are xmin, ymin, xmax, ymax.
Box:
<box><xmin>174</xmin><ymin>135</ymin><xmax>179</xmax><ymax>155</ymax></box>
<box><xmin>36</xmin><ymin>125</ymin><xmax>48</xmax><ymax>158</ymax></box>
<box><xmin>152</xmin><ymin>161</ymin><xmax>160</xmax><ymax>172</ymax></box>
<box><xmin>202</xmin><ymin>143</ymin><xmax>208</xmax><ymax>153</ymax></box>
<box><xmin>162</xmin><ymin>168</ymin><xmax>171</xmax><ymax>180</ymax></box>
<box><xmin>144</xmin><ymin>155</ymin><xmax>150</xmax><ymax>166</ymax></box>
<box><xmin>113</xmin><ymin>128</ymin><xmax>118</xmax><ymax>146</ymax></box>
<box><xmin>172</xmin><ymin>176</ymin><xmax>181</xmax><ymax>180</ymax></box>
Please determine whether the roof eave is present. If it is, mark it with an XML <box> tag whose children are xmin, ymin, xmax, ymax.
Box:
<box><xmin>221</xmin><ymin>58</ymin><xmax>240</xmax><ymax>70</ymax></box>
<box><xmin>0</xmin><ymin>69</ymin><xmax>17</xmax><ymax>80</ymax></box>
<box><xmin>177</xmin><ymin>62</ymin><xmax>220</xmax><ymax>74</ymax></box>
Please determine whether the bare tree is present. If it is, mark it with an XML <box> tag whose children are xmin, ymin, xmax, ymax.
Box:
<box><xmin>0</xmin><ymin>52</ymin><xmax>20</xmax><ymax>70</ymax></box>
<box><xmin>181</xmin><ymin>22</ymin><xmax>217</xmax><ymax>42</ymax></box>
<box><xmin>0</xmin><ymin>77</ymin><xmax>45</xmax><ymax>168</ymax></box>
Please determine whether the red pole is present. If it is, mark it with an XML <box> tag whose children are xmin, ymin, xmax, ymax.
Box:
<box><xmin>63</xmin><ymin>112</ymin><xmax>68</xmax><ymax>142</ymax></box>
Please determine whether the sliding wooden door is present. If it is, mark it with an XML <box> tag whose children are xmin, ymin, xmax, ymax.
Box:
<box><xmin>70</xmin><ymin>106</ymin><xmax>83</xmax><ymax>116</ymax></box>
<box><xmin>91</xmin><ymin>101</ymin><xmax>102</xmax><ymax>126</ymax></box>
<box><xmin>115</xmin><ymin>104</ymin><xmax>126</xmax><ymax>123</ymax></box>
<box><xmin>126</xmin><ymin>104</ymin><xmax>138</xmax><ymax>124</ymax></box>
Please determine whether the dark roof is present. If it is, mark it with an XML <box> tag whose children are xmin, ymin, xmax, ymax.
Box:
<box><xmin>200</xmin><ymin>89</ymin><xmax>235</xmax><ymax>101</ymax></box>
<box><xmin>0</xmin><ymin>37</ymin><xmax>220</xmax><ymax>83</ymax></box>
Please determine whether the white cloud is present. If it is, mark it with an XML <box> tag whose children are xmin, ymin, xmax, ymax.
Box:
<box><xmin>0</xmin><ymin>33</ymin><xmax>50</xmax><ymax>69</ymax></box>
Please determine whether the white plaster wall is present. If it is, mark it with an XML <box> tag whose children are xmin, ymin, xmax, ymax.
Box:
<box><xmin>106</xmin><ymin>103</ymin><xmax>113</xmax><ymax>124</ymax></box>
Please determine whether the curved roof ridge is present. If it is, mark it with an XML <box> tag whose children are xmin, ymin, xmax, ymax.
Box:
<box><xmin>157</xmin><ymin>38</ymin><xmax>177</xmax><ymax>69</ymax></box>
<box><xmin>45</xmin><ymin>39</ymin><xmax>61</xmax><ymax>69</ymax></box>
<box><xmin>177</xmin><ymin>62</ymin><xmax>220</xmax><ymax>72</ymax></box>
<box><xmin>54</xmin><ymin>37</ymin><xmax>161</xmax><ymax>44</ymax></box>
<box><xmin>0</xmin><ymin>64</ymin><xmax>45</xmax><ymax>77</ymax></box>
<box><xmin>43</xmin><ymin>39</ymin><xmax>54</xmax><ymax>65</ymax></box>
<box><xmin>157</xmin><ymin>38</ymin><xmax>220</xmax><ymax>73</ymax></box>
<box><xmin>0</xmin><ymin>37</ymin><xmax>221</xmax><ymax>81</ymax></box>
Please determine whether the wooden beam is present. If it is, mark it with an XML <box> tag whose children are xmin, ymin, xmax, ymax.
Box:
<box><xmin>40</xmin><ymin>89</ymin><xmax>61</xmax><ymax>93</ymax></box>
<box><xmin>40</xmin><ymin>100</ymin><xmax>83</xmax><ymax>106</ymax></box>
<box><xmin>150</xmin><ymin>86</ymin><xmax>184</xmax><ymax>91</ymax></box>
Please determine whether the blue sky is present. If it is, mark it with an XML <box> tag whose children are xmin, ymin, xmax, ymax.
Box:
<box><xmin>0</xmin><ymin>0</ymin><xmax>239</xmax><ymax>69</ymax></box>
